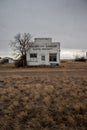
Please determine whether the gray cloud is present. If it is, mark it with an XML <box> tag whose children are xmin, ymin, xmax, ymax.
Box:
<box><xmin>0</xmin><ymin>0</ymin><xmax>87</xmax><ymax>58</ymax></box>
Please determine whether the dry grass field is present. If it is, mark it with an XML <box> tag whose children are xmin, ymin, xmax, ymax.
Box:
<box><xmin>0</xmin><ymin>61</ymin><xmax>87</xmax><ymax>130</ymax></box>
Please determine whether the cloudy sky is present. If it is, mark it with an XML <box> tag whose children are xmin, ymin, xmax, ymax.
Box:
<box><xmin>0</xmin><ymin>0</ymin><xmax>87</xmax><ymax>58</ymax></box>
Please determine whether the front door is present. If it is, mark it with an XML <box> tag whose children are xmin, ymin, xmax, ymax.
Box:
<box><xmin>41</xmin><ymin>55</ymin><xmax>45</xmax><ymax>65</ymax></box>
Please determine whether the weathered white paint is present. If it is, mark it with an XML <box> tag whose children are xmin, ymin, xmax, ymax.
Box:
<box><xmin>26</xmin><ymin>38</ymin><xmax>60</xmax><ymax>66</ymax></box>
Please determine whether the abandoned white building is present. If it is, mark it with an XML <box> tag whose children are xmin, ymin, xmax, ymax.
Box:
<box><xmin>26</xmin><ymin>38</ymin><xmax>60</xmax><ymax>66</ymax></box>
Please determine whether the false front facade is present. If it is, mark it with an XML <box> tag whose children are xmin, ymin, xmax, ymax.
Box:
<box><xmin>26</xmin><ymin>38</ymin><xmax>60</xmax><ymax>66</ymax></box>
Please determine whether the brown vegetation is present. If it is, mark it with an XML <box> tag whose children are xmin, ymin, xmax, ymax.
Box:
<box><xmin>0</xmin><ymin>61</ymin><xmax>87</xmax><ymax>130</ymax></box>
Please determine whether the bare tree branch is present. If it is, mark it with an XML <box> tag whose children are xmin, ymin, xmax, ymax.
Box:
<box><xmin>10</xmin><ymin>33</ymin><xmax>32</xmax><ymax>66</ymax></box>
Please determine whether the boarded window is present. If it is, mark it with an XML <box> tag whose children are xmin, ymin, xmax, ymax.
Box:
<box><xmin>49</xmin><ymin>53</ymin><xmax>57</xmax><ymax>62</ymax></box>
<box><xmin>30</xmin><ymin>53</ymin><xmax>37</xmax><ymax>58</ymax></box>
<box><xmin>41</xmin><ymin>56</ymin><xmax>45</xmax><ymax>61</ymax></box>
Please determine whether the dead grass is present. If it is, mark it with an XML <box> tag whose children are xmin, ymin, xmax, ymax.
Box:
<box><xmin>0</xmin><ymin>62</ymin><xmax>87</xmax><ymax>130</ymax></box>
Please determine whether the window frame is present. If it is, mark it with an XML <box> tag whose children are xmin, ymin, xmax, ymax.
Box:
<box><xmin>49</xmin><ymin>53</ymin><xmax>57</xmax><ymax>62</ymax></box>
<box><xmin>30</xmin><ymin>53</ymin><xmax>37</xmax><ymax>58</ymax></box>
<box><xmin>41</xmin><ymin>56</ymin><xmax>45</xmax><ymax>61</ymax></box>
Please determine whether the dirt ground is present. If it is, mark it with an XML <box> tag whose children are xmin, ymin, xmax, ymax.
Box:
<box><xmin>0</xmin><ymin>61</ymin><xmax>87</xmax><ymax>130</ymax></box>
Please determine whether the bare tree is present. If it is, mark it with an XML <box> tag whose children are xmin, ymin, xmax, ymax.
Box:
<box><xmin>10</xmin><ymin>33</ymin><xmax>32</xmax><ymax>67</ymax></box>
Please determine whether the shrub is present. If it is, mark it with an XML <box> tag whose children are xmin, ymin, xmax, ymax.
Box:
<box><xmin>15</xmin><ymin>59</ymin><xmax>23</xmax><ymax>67</ymax></box>
<box><xmin>75</xmin><ymin>56</ymin><xmax>86</xmax><ymax>62</ymax></box>
<box><xmin>15</xmin><ymin>55</ymin><xmax>26</xmax><ymax>67</ymax></box>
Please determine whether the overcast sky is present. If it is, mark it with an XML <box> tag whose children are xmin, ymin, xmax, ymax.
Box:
<box><xmin>0</xmin><ymin>0</ymin><xmax>87</xmax><ymax>58</ymax></box>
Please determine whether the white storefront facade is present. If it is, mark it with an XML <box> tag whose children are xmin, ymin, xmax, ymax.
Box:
<box><xmin>26</xmin><ymin>38</ymin><xmax>60</xmax><ymax>66</ymax></box>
